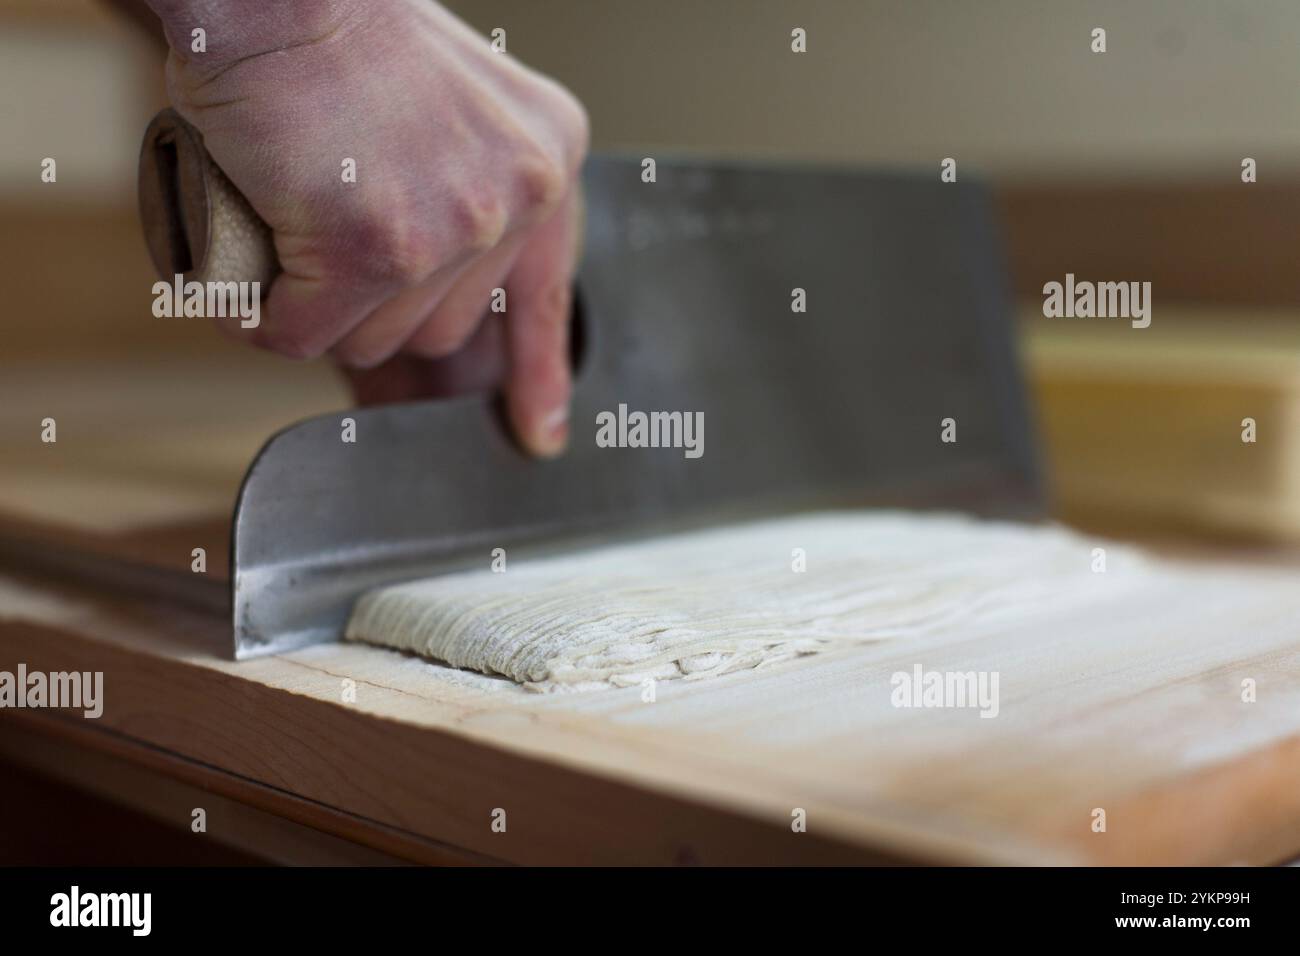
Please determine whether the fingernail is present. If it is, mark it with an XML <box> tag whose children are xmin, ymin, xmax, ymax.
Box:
<box><xmin>533</xmin><ymin>405</ymin><xmax>569</xmax><ymax>458</ymax></box>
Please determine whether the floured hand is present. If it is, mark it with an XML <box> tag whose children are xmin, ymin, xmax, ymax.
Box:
<box><xmin>146</xmin><ymin>0</ymin><xmax>589</xmax><ymax>456</ymax></box>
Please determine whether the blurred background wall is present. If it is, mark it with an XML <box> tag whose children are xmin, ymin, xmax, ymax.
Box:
<box><xmin>8</xmin><ymin>0</ymin><xmax>1300</xmax><ymax>197</ymax></box>
<box><xmin>444</xmin><ymin>0</ymin><xmax>1300</xmax><ymax>182</ymax></box>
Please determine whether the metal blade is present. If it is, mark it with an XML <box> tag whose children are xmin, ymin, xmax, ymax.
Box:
<box><xmin>231</xmin><ymin>154</ymin><xmax>1040</xmax><ymax>658</ymax></box>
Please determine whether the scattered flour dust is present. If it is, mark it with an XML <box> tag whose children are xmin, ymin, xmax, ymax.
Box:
<box><xmin>344</xmin><ymin>511</ymin><xmax>1147</xmax><ymax>693</ymax></box>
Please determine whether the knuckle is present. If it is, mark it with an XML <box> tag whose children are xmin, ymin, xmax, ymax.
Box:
<box><xmin>558</xmin><ymin>92</ymin><xmax>591</xmax><ymax>162</ymax></box>
<box><xmin>374</xmin><ymin>236</ymin><xmax>436</xmax><ymax>286</ymax></box>
<box><xmin>539</xmin><ymin>82</ymin><xmax>590</xmax><ymax>173</ymax></box>
<box><xmin>538</xmin><ymin>284</ymin><xmax>572</xmax><ymax>328</ymax></box>
<box><xmin>448</xmin><ymin>189</ymin><xmax>508</xmax><ymax>257</ymax></box>
<box><xmin>515</xmin><ymin>151</ymin><xmax>568</xmax><ymax>216</ymax></box>
<box><xmin>349</xmin><ymin>213</ymin><xmax>439</xmax><ymax>286</ymax></box>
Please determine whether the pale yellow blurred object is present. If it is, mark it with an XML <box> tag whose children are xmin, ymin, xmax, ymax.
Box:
<box><xmin>1024</xmin><ymin>308</ymin><xmax>1300</xmax><ymax>542</ymax></box>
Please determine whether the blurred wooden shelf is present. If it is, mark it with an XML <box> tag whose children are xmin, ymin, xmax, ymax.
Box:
<box><xmin>1024</xmin><ymin>307</ymin><xmax>1300</xmax><ymax>541</ymax></box>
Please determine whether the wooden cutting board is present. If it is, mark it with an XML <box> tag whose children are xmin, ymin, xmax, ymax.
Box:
<box><xmin>2</xmin><ymin>354</ymin><xmax>1300</xmax><ymax>865</ymax></box>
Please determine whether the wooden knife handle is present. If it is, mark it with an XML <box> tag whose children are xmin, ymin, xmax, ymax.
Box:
<box><xmin>138</xmin><ymin>108</ymin><xmax>279</xmax><ymax>289</ymax></box>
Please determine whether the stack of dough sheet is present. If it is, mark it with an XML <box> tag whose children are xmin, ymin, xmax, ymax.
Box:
<box><xmin>345</xmin><ymin>511</ymin><xmax>1154</xmax><ymax>692</ymax></box>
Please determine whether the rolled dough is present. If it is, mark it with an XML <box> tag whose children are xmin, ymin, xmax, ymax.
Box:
<box><xmin>344</xmin><ymin>511</ymin><xmax>1148</xmax><ymax>692</ymax></box>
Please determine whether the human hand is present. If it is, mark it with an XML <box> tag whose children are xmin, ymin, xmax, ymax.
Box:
<box><xmin>148</xmin><ymin>0</ymin><xmax>589</xmax><ymax>456</ymax></box>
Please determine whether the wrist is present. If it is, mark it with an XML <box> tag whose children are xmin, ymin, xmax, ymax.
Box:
<box><xmin>145</xmin><ymin>0</ymin><xmax>365</xmax><ymax>65</ymax></box>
